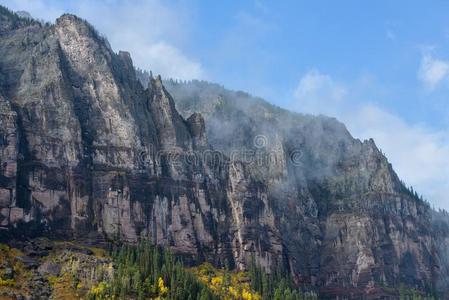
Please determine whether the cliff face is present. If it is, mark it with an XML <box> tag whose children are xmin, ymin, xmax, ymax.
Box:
<box><xmin>0</xmin><ymin>12</ymin><xmax>237</xmax><ymax>266</ymax></box>
<box><xmin>0</xmin><ymin>8</ymin><xmax>446</xmax><ymax>297</ymax></box>
<box><xmin>164</xmin><ymin>80</ymin><xmax>442</xmax><ymax>297</ymax></box>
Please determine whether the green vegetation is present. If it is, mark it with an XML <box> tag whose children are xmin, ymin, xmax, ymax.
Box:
<box><xmin>398</xmin><ymin>283</ymin><xmax>437</xmax><ymax>300</ymax></box>
<box><xmin>2</xmin><ymin>240</ymin><xmax>444</xmax><ymax>299</ymax></box>
<box><xmin>0</xmin><ymin>243</ymin><xmax>34</xmax><ymax>298</ymax></box>
<box><xmin>0</xmin><ymin>240</ymin><xmax>317</xmax><ymax>299</ymax></box>
<box><xmin>0</xmin><ymin>5</ymin><xmax>34</xmax><ymax>27</ymax></box>
<box><xmin>399</xmin><ymin>179</ymin><xmax>430</xmax><ymax>207</ymax></box>
<box><xmin>61</xmin><ymin>241</ymin><xmax>315</xmax><ymax>300</ymax></box>
<box><xmin>247</xmin><ymin>256</ymin><xmax>317</xmax><ymax>300</ymax></box>
<box><xmin>85</xmin><ymin>241</ymin><xmax>217</xmax><ymax>300</ymax></box>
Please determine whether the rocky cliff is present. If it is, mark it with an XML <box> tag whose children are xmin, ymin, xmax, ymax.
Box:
<box><xmin>163</xmin><ymin>80</ymin><xmax>445</xmax><ymax>298</ymax></box>
<box><xmin>0</xmin><ymin>7</ymin><xmax>447</xmax><ymax>298</ymax></box>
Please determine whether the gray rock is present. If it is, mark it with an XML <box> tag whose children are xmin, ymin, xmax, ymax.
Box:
<box><xmin>2</xmin><ymin>267</ymin><xmax>13</xmax><ymax>279</ymax></box>
<box><xmin>37</xmin><ymin>261</ymin><xmax>61</xmax><ymax>276</ymax></box>
<box><xmin>15</xmin><ymin>256</ymin><xmax>38</xmax><ymax>269</ymax></box>
<box><xmin>66</xmin><ymin>246</ymin><xmax>93</xmax><ymax>256</ymax></box>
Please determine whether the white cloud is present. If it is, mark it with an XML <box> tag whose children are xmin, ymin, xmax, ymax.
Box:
<box><xmin>293</xmin><ymin>69</ymin><xmax>347</xmax><ymax>117</ymax></box>
<box><xmin>72</xmin><ymin>0</ymin><xmax>205</xmax><ymax>80</ymax></box>
<box><xmin>133</xmin><ymin>41</ymin><xmax>204</xmax><ymax>81</ymax></box>
<box><xmin>292</xmin><ymin>70</ymin><xmax>449</xmax><ymax>210</ymax></box>
<box><xmin>1</xmin><ymin>0</ymin><xmax>204</xmax><ymax>80</ymax></box>
<box><xmin>418</xmin><ymin>54</ymin><xmax>449</xmax><ymax>90</ymax></box>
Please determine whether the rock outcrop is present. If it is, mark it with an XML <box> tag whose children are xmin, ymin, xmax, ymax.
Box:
<box><xmin>0</xmin><ymin>7</ymin><xmax>447</xmax><ymax>298</ymax></box>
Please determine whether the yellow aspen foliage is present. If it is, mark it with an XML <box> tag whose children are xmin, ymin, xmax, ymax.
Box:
<box><xmin>211</xmin><ymin>276</ymin><xmax>223</xmax><ymax>287</ymax></box>
<box><xmin>190</xmin><ymin>263</ymin><xmax>262</xmax><ymax>300</ymax></box>
<box><xmin>158</xmin><ymin>277</ymin><xmax>169</xmax><ymax>296</ymax></box>
<box><xmin>88</xmin><ymin>281</ymin><xmax>109</xmax><ymax>298</ymax></box>
<box><xmin>242</xmin><ymin>288</ymin><xmax>261</xmax><ymax>300</ymax></box>
<box><xmin>228</xmin><ymin>286</ymin><xmax>239</xmax><ymax>298</ymax></box>
<box><xmin>0</xmin><ymin>278</ymin><xmax>15</xmax><ymax>287</ymax></box>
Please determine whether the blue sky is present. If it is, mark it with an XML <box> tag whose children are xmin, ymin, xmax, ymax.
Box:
<box><xmin>2</xmin><ymin>0</ymin><xmax>449</xmax><ymax>209</ymax></box>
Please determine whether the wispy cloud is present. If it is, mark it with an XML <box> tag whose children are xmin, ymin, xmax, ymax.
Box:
<box><xmin>2</xmin><ymin>0</ymin><xmax>204</xmax><ymax>80</ymax></box>
<box><xmin>292</xmin><ymin>69</ymin><xmax>449</xmax><ymax>209</ymax></box>
<box><xmin>386</xmin><ymin>29</ymin><xmax>396</xmax><ymax>41</ymax></box>
<box><xmin>134</xmin><ymin>41</ymin><xmax>204</xmax><ymax>80</ymax></box>
<box><xmin>293</xmin><ymin>69</ymin><xmax>347</xmax><ymax>117</ymax></box>
<box><xmin>384</xmin><ymin>21</ymin><xmax>398</xmax><ymax>42</ymax></box>
<box><xmin>418</xmin><ymin>54</ymin><xmax>449</xmax><ymax>90</ymax></box>
<box><xmin>0</xmin><ymin>0</ymin><xmax>63</xmax><ymax>21</ymax></box>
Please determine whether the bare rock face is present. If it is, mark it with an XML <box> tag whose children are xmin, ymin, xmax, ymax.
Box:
<box><xmin>0</xmin><ymin>94</ymin><xmax>18</xmax><ymax>227</ymax></box>
<box><xmin>165</xmin><ymin>80</ymin><xmax>446</xmax><ymax>297</ymax></box>
<box><xmin>0</xmin><ymin>7</ymin><xmax>447</xmax><ymax>298</ymax></box>
<box><xmin>0</xmin><ymin>12</ymin><xmax>241</xmax><ymax>269</ymax></box>
<box><xmin>186</xmin><ymin>113</ymin><xmax>208</xmax><ymax>149</ymax></box>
